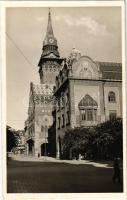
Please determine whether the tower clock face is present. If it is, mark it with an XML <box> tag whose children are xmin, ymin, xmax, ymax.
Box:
<box><xmin>49</xmin><ymin>38</ymin><xmax>54</xmax><ymax>44</ymax></box>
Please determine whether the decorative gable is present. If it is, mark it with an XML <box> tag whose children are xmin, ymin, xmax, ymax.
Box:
<box><xmin>78</xmin><ymin>94</ymin><xmax>98</xmax><ymax>109</ymax></box>
<box><xmin>44</xmin><ymin>53</ymin><xmax>58</xmax><ymax>58</ymax></box>
<box><xmin>72</xmin><ymin>56</ymin><xmax>100</xmax><ymax>79</ymax></box>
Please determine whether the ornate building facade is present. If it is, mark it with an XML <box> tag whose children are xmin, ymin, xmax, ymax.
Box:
<box><xmin>24</xmin><ymin>10</ymin><xmax>63</xmax><ymax>157</ymax></box>
<box><xmin>25</xmin><ymin>10</ymin><xmax>122</xmax><ymax>158</ymax></box>
<box><xmin>52</xmin><ymin>49</ymin><xmax>122</xmax><ymax>159</ymax></box>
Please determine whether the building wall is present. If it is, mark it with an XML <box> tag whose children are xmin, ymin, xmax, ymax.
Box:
<box><xmin>73</xmin><ymin>80</ymin><xmax>101</xmax><ymax>127</ymax></box>
<box><xmin>54</xmin><ymin>83</ymin><xmax>71</xmax><ymax>158</ymax></box>
<box><xmin>34</xmin><ymin>103</ymin><xmax>53</xmax><ymax>156</ymax></box>
<box><xmin>41</xmin><ymin>61</ymin><xmax>61</xmax><ymax>84</ymax></box>
<box><xmin>71</xmin><ymin>79</ymin><xmax>122</xmax><ymax>127</ymax></box>
<box><xmin>25</xmin><ymin>96</ymin><xmax>53</xmax><ymax>157</ymax></box>
<box><xmin>103</xmin><ymin>81</ymin><xmax>122</xmax><ymax>121</ymax></box>
<box><xmin>54</xmin><ymin>78</ymin><xmax>122</xmax><ymax>159</ymax></box>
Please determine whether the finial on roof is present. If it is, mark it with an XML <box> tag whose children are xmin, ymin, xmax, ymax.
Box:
<box><xmin>67</xmin><ymin>47</ymin><xmax>81</xmax><ymax>65</ymax></box>
<box><xmin>71</xmin><ymin>47</ymin><xmax>81</xmax><ymax>59</ymax></box>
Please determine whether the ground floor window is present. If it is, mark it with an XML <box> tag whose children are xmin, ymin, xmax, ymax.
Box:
<box><xmin>62</xmin><ymin>114</ymin><xmax>65</xmax><ymax>128</ymax></box>
<box><xmin>109</xmin><ymin>110</ymin><xmax>117</xmax><ymax>121</ymax></box>
<box><xmin>80</xmin><ymin>109</ymin><xmax>97</xmax><ymax>121</ymax></box>
<box><xmin>66</xmin><ymin>111</ymin><xmax>70</xmax><ymax>125</ymax></box>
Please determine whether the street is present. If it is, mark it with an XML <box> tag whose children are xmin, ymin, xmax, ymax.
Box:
<box><xmin>7</xmin><ymin>159</ymin><xmax>123</xmax><ymax>193</ymax></box>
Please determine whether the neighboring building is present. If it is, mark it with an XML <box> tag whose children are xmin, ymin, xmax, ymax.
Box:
<box><xmin>7</xmin><ymin>126</ymin><xmax>25</xmax><ymax>154</ymax></box>
<box><xmin>24</xmin><ymin>10</ymin><xmax>63</xmax><ymax>157</ymax></box>
<box><xmin>14</xmin><ymin>130</ymin><xmax>25</xmax><ymax>154</ymax></box>
<box><xmin>52</xmin><ymin>49</ymin><xmax>122</xmax><ymax>159</ymax></box>
<box><xmin>24</xmin><ymin>83</ymin><xmax>54</xmax><ymax>156</ymax></box>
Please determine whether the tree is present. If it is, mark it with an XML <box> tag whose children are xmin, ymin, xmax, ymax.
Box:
<box><xmin>7</xmin><ymin>126</ymin><xmax>17</xmax><ymax>152</ymax></box>
<box><xmin>62</xmin><ymin>118</ymin><xmax>123</xmax><ymax>160</ymax></box>
<box><xmin>95</xmin><ymin>118</ymin><xmax>123</xmax><ymax>159</ymax></box>
<box><xmin>62</xmin><ymin>127</ymin><xmax>94</xmax><ymax>159</ymax></box>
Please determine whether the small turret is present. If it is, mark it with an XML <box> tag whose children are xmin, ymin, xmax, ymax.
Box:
<box><xmin>67</xmin><ymin>47</ymin><xmax>81</xmax><ymax>66</ymax></box>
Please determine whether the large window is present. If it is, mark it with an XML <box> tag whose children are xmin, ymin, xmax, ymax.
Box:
<box><xmin>109</xmin><ymin>110</ymin><xmax>117</xmax><ymax>121</ymax></box>
<box><xmin>87</xmin><ymin>110</ymin><xmax>93</xmax><ymax>121</ymax></box>
<box><xmin>58</xmin><ymin>117</ymin><xmax>60</xmax><ymax>129</ymax></box>
<box><xmin>66</xmin><ymin>111</ymin><xmax>70</xmax><ymax>125</ymax></box>
<box><xmin>80</xmin><ymin>109</ymin><xmax>97</xmax><ymax>121</ymax></box>
<box><xmin>62</xmin><ymin>114</ymin><xmax>65</xmax><ymax>128</ymax></box>
<box><xmin>78</xmin><ymin>94</ymin><xmax>98</xmax><ymax>123</ymax></box>
<box><xmin>81</xmin><ymin>110</ymin><xmax>86</xmax><ymax>120</ymax></box>
<box><xmin>108</xmin><ymin>91</ymin><xmax>116</xmax><ymax>102</ymax></box>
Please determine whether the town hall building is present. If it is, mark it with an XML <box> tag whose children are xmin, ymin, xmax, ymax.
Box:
<box><xmin>24</xmin><ymin>10</ymin><xmax>122</xmax><ymax>158</ymax></box>
<box><xmin>52</xmin><ymin>51</ymin><xmax>122</xmax><ymax>158</ymax></box>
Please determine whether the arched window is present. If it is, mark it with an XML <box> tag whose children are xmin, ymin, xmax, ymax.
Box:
<box><xmin>41</xmin><ymin>126</ymin><xmax>44</xmax><ymax>132</ymax></box>
<box><xmin>108</xmin><ymin>91</ymin><xmax>116</xmax><ymax>102</ymax></box>
<box><xmin>78</xmin><ymin>94</ymin><xmax>98</xmax><ymax>122</ymax></box>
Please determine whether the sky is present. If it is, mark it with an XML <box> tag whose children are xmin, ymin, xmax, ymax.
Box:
<box><xmin>6</xmin><ymin>7</ymin><xmax>122</xmax><ymax>130</ymax></box>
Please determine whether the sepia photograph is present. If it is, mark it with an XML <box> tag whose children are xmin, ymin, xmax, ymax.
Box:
<box><xmin>1</xmin><ymin>1</ymin><xmax>126</xmax><ymax>200</ymax></box>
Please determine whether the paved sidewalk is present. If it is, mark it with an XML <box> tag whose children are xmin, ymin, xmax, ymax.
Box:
<box><xmin>11</xmin><ymin>155</ymin><xmax>113</xmax><ymax>168</ymax></box>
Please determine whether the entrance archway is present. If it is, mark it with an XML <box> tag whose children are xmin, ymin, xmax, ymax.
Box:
<box><xmin>41</xmin><ymin>143</ymin><xmax>50</xmax><ymax>156</ymax></box>
<box><xmin>27</xmin><ymin>139</ymin><xmax>34</xmax><ymax>156</ymax></box>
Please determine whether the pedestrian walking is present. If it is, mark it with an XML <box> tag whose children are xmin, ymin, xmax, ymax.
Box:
<box><xmin>112</xmin><ymin>158</ymin><xmax>121</xmax><ymax>184</ymax></box>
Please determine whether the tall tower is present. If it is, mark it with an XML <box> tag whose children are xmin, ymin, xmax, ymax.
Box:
<box><xmin>25</xmin><ymin>9</ymin><xmax>64</xmax><ymax>157</ymax></box>
<box><xmin>38</xmin><ymin>9</ymin><xmax>63</xmax><ymax>84</ymax></box>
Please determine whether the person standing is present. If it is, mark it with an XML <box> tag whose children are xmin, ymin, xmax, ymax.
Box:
<box><xmin>112</xmin><ymin>158</ymin><xmax>121</xmax><ymax>183</ymax></box>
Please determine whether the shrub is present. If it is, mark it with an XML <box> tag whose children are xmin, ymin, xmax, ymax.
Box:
<box><xmin>62</xmin><ymin>118</ymin><xmax>123</xmax><ymax>160</ymax></box>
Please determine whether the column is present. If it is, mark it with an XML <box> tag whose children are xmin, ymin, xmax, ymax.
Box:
<box><xmin>69</xmin><ymin>80</ymin><xmax>75</xmax><ymax>128</ymax></box>
<box><xmin>99</xmin><ymin>82</ymin><xmax>106</xmax><ymax>122</ymax></box>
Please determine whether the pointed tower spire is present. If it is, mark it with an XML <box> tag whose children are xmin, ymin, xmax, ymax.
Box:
<box><xmin>41</xmin><ymin>8</ymin><xmax>60</xmax><ymax>58</ymax></box>
<box><xmin>38</xmin><ymin>8</ymin><xmax>64</xmax><ymax>84</ymax></box>
<box><xmin>46</xmin><ymin>8</ymin><xmax>54</xmax><ymax>36</ymax></box>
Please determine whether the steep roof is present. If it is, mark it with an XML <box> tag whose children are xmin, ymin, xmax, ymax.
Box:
<box><xmin>96</xmin><ymin>61</ymin><xmax>122</xmax><ymax>80</ymax></box>
<box><xmin>43</xmin><ymin>9</ymin><xmax>58</xmax><ymax>48</ymax></box>
<box><xmin>46</xmin><ymin>9</ymin><xmax>54</xmax><ymax>37</ymax></box>
<box><xmin>78</xmin><ymin>94</ymin><xmax>98</xmax><ymax>108</ymax></box>
<box><xmin>38</xmin><ymin>9</ymin><xmax>60</xmax><ymax>66</ymax></box>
